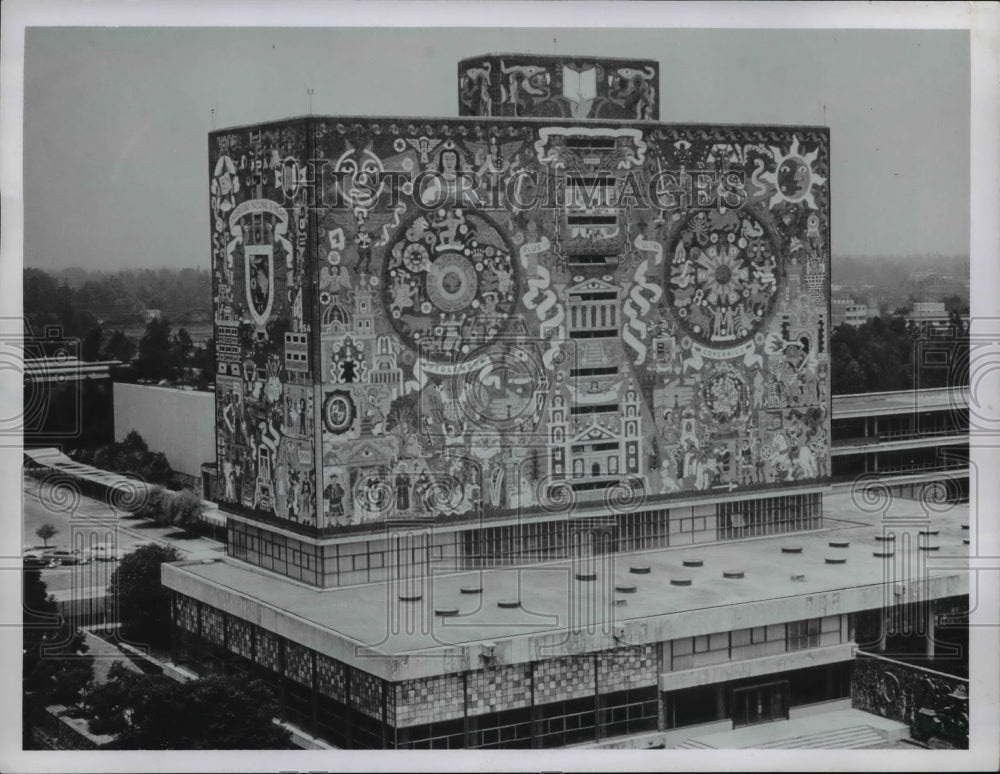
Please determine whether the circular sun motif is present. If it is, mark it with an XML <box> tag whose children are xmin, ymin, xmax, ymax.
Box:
<box><xmin>667</xmin><ymin>210</ymin><xmax>780</xmax><ymax>346</ymax></box>
<box><xmin>759</xmin><ymin>136</ymin><xmax>827</xmax><ymax>209</ymax></box>
<box><xmin>384</xmin><ymin>209</ymin><xmax>518</xmax><ymax>362</ymax></box>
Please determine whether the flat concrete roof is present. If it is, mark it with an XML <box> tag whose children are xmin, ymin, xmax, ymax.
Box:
<box><xmin>164</xmin><ymin>490</ymin><xmax>969</xmax><ymax>678</ymax></box>
<box><xmin>832</xmin><ymin>387</ymin><xmax>968</xmax><ymax>418</ymax></box>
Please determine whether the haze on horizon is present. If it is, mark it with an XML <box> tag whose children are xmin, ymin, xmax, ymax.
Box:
<box><xmin>23</xmin><ymin>27</ymin><xmax>970</xmax><ymax>272</ymax></box>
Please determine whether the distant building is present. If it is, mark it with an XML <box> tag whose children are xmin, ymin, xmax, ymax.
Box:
<box><xmin>831</xmin><ymin>297</ymin><xmax>870</xmax><ymax>328</ymax></box>
<box><xmin>113</xmin><ymin>382</ymin><xmax>215</xmax><ymax>487</ymax></box>
<box><xmin>144</xmin><ymin>309</ymin><xmax>162</xmax><ymax>323</ymax></box>
<box><xmin>904</xmin><ymin>301</ymin><xmax>967</xmax><ymax>337</ymax></box>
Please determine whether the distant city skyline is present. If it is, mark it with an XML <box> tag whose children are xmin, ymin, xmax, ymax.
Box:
<box><xmin>23</xmin><ymin>27</ymin><xmax>970</xmax><ymax>271</ymax></box>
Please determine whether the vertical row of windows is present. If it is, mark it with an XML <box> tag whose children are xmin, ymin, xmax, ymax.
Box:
<box><xmin>717</xmin><ymin>493</ymin><xmax>822</xmax><ymax>539</ymax></box>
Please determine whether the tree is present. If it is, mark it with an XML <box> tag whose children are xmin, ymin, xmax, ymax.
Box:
<box><xmin>23</xmin><ymin>569</ymin><xmax>94</xmax><ymax>746</ymax></box>
<box><xmin>168</xmin><ymin>489</ymin><xmax>203</xmax><ymax>530</ymax></box>
<box><xmin>121</xmin><ymin>429</ymin><xmax>150</xmax><ymax>455</ymax></box>
<box><xmin>134</xmin><ymin>318</ymin><xmax>174</xmax><ymax>382</ymax></box>
<box><xmin>81</xmin><ymin>326</ymin><xmax>104</xmax><ymax>362</ymax></box>
<box><xmin>173</xmin><ymin>327</ymin><xmax>194</xmax><ymax>369</ymax></box>
<box><xmin>107</xmin><ymin>543</ymin><xmax>182</xmax><ymax>649</ymax></box>
<box><xmin>86</xmin><ymin>669</ymin><xmax>292</xmax><ymax>749</ymax></box>
<box><xmin>35</xmin><ymin>523</ymin><xmax>58</xmax><ymax>548</ymax></box>
<box><xmin>132</xmin><ymin>484</ymin><xmax>170</xmax><ymax>523</ymax></box>
<box><xmin>102</xmin><ymin>329</ymin><xmax>135</xmax><ymax>363</ymax></box>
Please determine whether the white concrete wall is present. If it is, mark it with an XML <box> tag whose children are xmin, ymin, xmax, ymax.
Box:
<box><xmin>113</xmin><ymin>383</ymin><xmax>215</xmax><ymax>479</ymax></box>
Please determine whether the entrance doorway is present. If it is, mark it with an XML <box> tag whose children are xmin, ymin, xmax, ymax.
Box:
<box><xmin>731</xmin><ymin>681</ymin><xmax>789</xmax><ymax>727</ymax></box>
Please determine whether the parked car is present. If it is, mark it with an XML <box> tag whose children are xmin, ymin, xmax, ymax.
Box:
<box><xmin>44</xmin><ymin>549</ymin><xmax>91</xmax><ymax>566</ymax></box>
<box><xmin>86</xmin><ymin>543</ymin><xmax>119</xmax><ymax>562</ymax></box>
<box><xmin>23</xmin><ymin>551</ymin><xmax>48</xmax><ymax>569</ymax></box>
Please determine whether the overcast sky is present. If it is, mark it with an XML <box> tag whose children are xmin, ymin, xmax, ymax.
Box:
<box><xmin>23</xmin><ymin>26</ymin><xmax>969</xmax><ymax>272</ymax></box>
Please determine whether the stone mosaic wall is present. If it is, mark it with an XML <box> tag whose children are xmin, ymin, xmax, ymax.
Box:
<box><xmin>285</xmin><ymin>641</ymin><xmax>313</xmax><ymax>686</ymax></box>
<box><xmin>458</xmin><ymin>54</ymin><xmax>659</xmax><ymax>120</ymax></box>
<box><xmin>352</xmin><ymin>668</ymin><xmax>385</xmax><ymax>720</ymax></box>
<box><xmin>257</xmin><ymin>628</ymin><xmax>281</xmax><ymax>673</ymax></box>
<box><xmin>211</xmin><ymin>117</ymin><xmax>830</xmax><ymax>538</ymax></box>
<box><xmin>316</xmin><ymin>652</ymin><xmax>347</xmax><ymax>702</ymax></box>
<box><xmin>227</xmin><ymin>614</ymin><xmax>254</xmax><ymax>659</ymax></box>
<box><xmin>534</xmin><ymin>655</ymin><xmax>595</xmax><ymax>704</ymax></box>
<box><xmin>199</xmin><ymin>605</ymin><xmax>224</xmax><ymax>646</ymax></box>
<box><xmin>394</xmin><ymin>674</ymin><xmax>465</xmax><ymax>727</ymax></box>
<box><xmin>209</xmin><ymin>120</ymin><xmax>319</xmax><ymax>527</ymax></box>
<box><xmin>466</xmin><ymin>663</ymin><xmax>533</xmax><ymax>716</ymax></box>
<box><xmin>852</xmin><ymin>654</ymin><xmax>969</xmax><ymax>744</ymax></box>
<box><xmin>174</xmin><ymin>594</ymin><xmax>199</xmax><ymax>633</ymax></box>
<box><xmin>597</xmin><ymin>645</ymin><xmax>658</xmax><ymax>692</ymax></box>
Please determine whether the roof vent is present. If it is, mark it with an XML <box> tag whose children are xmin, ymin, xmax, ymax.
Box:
<box><xmin>460</xmin><ymin>585</ymin><xmax>483</xmax><ymax>595</ymax></box>
<box><xmin>630</xmin><ymin>565</ymin><xmax>651</xmax><ymax>575</ymax></box>
<box><xmin>781</xmin><ymin>547</ymin><xmax>803</xmax><ymax>554</ymax></box>
<box><xmin>875</xmin><ymin>534</ymin><xmax>896</xmax><ymax>542</ymax></box>
<box><xmin>575</xmin><ymin>571</ymin><xmax>597</xmax><ymax>581</ymax></box>
<box><xmin>435</xmin><ymin>607</ymin><xmax>459</xmax><ymax>617</ymax></box>
<box><xmin>829</xmin><ymin>539</ymin><xmax>850</xmax><ymax>548</ymax></box>
<box><xmin>399</xmin><ymin>592</ymin><xmax>422</xmax><ymax>602</ymax></box>
<box><xmin>873</xmin><ymin>550</ymin><xmax>895</xmax><ymax>558</ymax></box>
<box><xmin>497</xmin><ymin>598</ymin><xmax>520</xmax><ymax>609</ymax></box>
<box><xmin>790</xmin><ymin>574</ymin><xmax>806</xmax><ymax>582</ymax></box>
<box><xmin>683</xmin><ymin>559</ymin><xmax>703</xmax><ymax>568</ymax></box>
<box><xmin>722</xmin><ymin>570</ymin><xmax>744</xmax><ymax>579</ymax></box>
<box><xmin>825</xmin><ymin>557</ymin><xmax>847</xmax><ymax>564</ymax></box>
<box><xmin>615</xmin><ymin>583</ymin><xmax>637</xmax><ymax>594</ymax></box>
<box><xmin>670</xmin><ymin>578</ymin><xmax>692</xmax><ymax>586</ymax></box>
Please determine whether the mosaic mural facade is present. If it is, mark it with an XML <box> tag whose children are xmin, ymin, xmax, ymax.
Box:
<box><xmin>210</xmin><ymin>115</ymin><xmax>830</xmax><ymax>536</ymax></box>
<box><xmin>458</xmin><ymin>54</ymin><xmax>659</xmax><ymax>120</ymax></box>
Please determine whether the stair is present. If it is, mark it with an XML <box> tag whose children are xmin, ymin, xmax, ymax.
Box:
<box><xmin>673</xmin><ymin>738</ymin><xmax>716</xmax><ymax>749</ymax></box>
<box><xmin>755</xmin><ymin>725</ymin><xmax>886</xmax><ymax>749</ymax></box>
<box><xmin>672</xmin><ymin>724</ymin><xmax>887</xmax><ymax>750</ymax></box>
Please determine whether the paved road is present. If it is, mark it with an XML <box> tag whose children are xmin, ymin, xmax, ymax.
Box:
<box><xmin>22</xmin><ymin>476</ymin><xmax>224</xmax><ymax>596</ymax></box>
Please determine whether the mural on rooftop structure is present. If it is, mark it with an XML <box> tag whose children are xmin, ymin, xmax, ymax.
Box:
<box><xmin>211</xmin><ymin>115</ymin><xmax>830</xmax><ymax>532</ymax></box>
<box><xmin>459</xmin><ymin>55</ymin><xmax>659</xmax><ymax>121</ymax></box>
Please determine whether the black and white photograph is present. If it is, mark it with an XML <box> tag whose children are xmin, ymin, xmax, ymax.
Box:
<box><xmin>2</xmin><ymin>2</ymin><xmax>998</xmax><ymax>771</ymax></box>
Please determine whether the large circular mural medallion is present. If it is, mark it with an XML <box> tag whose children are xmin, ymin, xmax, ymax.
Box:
<box><xmin>384</xmin><ymin>209</ymin><xmax>518</xmax><ymax>362</ymax></box>
<box><xmin>666</xmin><ymin>210</ymin><xmax>780</xmax><ymax>347</ymax></box>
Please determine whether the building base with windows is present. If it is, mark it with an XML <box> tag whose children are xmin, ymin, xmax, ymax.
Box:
<box><xmin>163</xmin><ymin>488</ymin><xmax>968</xmax><ymax>749</ymax></box>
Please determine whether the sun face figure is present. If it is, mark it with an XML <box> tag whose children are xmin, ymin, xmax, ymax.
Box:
<box><xmin>759</xmin><ymin>136</ymin><xmax>827</xmax><ymax>209</ymax></box>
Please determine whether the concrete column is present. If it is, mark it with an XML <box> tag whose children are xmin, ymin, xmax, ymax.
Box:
<box><xmin>877</xmin><ymin>610</ymin><xmax>887</xmax><ymax>653</ymax></box>
<box><xmin>926</xmin><ymin>601</ymin><xmax>936</xmax><ymax>660</ymax></box>
<box><xmin>656</xmin><ymin>643</ymin><xmax>666</xmax><ymax>731</ymax></box>
<box><xmin>715</xmin><ymin>684</ymin><xmax>726</xmax><ymax>721</ymax></box>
